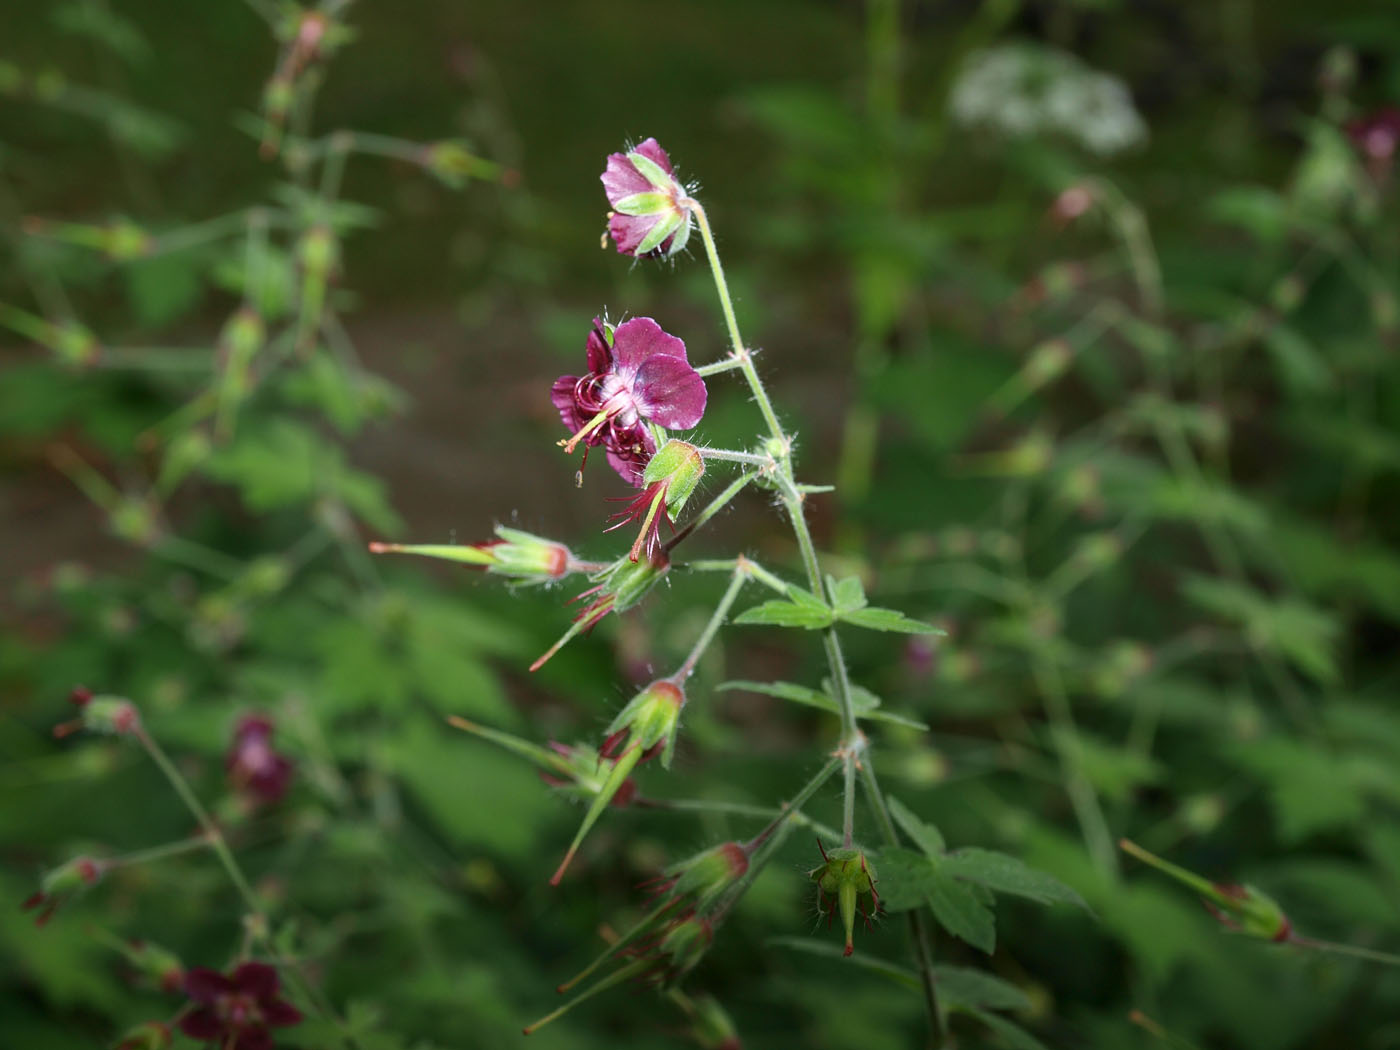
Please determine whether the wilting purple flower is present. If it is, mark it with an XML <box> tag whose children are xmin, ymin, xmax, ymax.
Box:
<box><xmin>601</xmin><ymin>138</ymin><xmax>693</xmax><ymax>259</ymax></box>
<box><xmin>179</xmin><ymin>962</ymin><xmax>302</xmax><ymax>1050</ymax></box>
<box><xmin>551</xmin><ymin>317</ymin><xmax>706</xmax><ymax>486</ymax></box>
<box><xmin>226</xmin><ymin>715</ymin><xmax>293</xmax><ymax>806</ymax></box>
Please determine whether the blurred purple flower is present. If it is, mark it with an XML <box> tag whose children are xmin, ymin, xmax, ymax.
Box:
<box><xmin>601</xmin><ymin>138</ymin><xmax>693</xmax><ymax>258</ymax></box>
<box><xmin>179</xmin><ymin>962</ymin><xmax>302</xmax><ymax>1050</ymax></box>
<box><xmin>1348</xmin><ymin>106</ymin><xmax>1400</xmax><ymax>166</ymax></box>
<box><xmin>552</xmin><ymin>317</ymin><xmax>706</xmax><ymax>486</ymax></box>
<box><xmin>226</xmin><ymin>715</ymin><xmax>293</xmax><ymax>806</ymax></box>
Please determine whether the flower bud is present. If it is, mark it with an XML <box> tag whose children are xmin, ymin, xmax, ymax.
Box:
<box><xmin>653</xmin><ymin>912</ymin><xmax>714</xmax><ymax>984</ymax></box>
<box><xmin>124</xmin><ymin>939</ymin><xmax>186</xmax><ymax>993</ymax></box>
<box><xmin>1121</xmin><ymin>839</ymin><xmax>1292</xmax><ymax>942</ymax></box>
<box><xmin>603</xmin><ymin>679</ymin><xmax>686</xmax><ymax>770</ymax></box>
<box><xmin>54</xmin><ymin>688</ymin><xmax>140</xmax><ymax>739</ymax></box>
<box><xmin>550</xmin><ymin>680</ymin><xmax>686</xmax><ymax>884</ymax></box>
<box><xmin>22</xmin><ymin>855</ymin><xmax>105</xmax><ymax>925</ymax></box>
<box><xmin>609</xmin><ymin>440</ymin><xmax>705</xmax><ymax>562</ymax></box>
<box><xmin>809</xmin><ymin>844</ymin><xmax>879</xmax><ymax>957</ymax></box>
<box><xmin>655</xmin><ymin>841</ymin><xmax>748</xmax><ymax>912</ymax></box>
<box><xmin>530</xmin><ymin>552</ymin><xmax>670</xmax><ymax>672</ymax></box>
<box><xmin>371</xmin><ymin>525</ymin><xmax>580</xmax><ymax>586</ymax></box>
<box><xmin>600</xmin><ymin>138</ymin><xmax>694</xmax><ymax>259</ymax></box>
<box><xmin>1205</xmin><ymin>883</ymin><xmax>1291</xmax><ymax>941</ymax></box>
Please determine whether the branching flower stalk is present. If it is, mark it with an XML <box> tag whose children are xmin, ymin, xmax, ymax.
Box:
<box><xmin>685</xmin><ymin>195</ymin><xmax>945</xmax><ymax>1041</ymax></box>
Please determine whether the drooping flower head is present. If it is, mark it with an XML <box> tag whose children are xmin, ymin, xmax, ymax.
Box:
<box><xmin>178</xmin><ymin>962</ymin><xmax>302</xmax><ymax>1050</ymax></box>
<box><xmin>226</xmin><ymin>715</ymin><xmax>294</xmax><ymax>807</ymax></box>
<box><xmin>552</xmin><ymin>317</ymin><xmax>706</xmax><ymax>486</ymax></box>
<box><xmin>601</xmin><ymin>138</ymin><xmax>694</xmax><ymax>259</ymax></box>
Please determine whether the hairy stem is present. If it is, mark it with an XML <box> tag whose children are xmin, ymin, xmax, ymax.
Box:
<box><xmin>691</xmin><ymin>196</ymin><xmax>944</xmax><ymax>1044</ymax></box>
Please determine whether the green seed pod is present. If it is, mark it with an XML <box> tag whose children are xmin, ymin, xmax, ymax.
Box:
<box><xmin>808</xmin><ymin>844</ymin><xmax>879</xmax><ymax>957</ymax></box>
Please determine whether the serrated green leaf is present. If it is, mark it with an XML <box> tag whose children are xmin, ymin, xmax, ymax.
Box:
<box><xmin>940</xmin><ymin>849</ymin><xmax>1088</xmax><ymax>909</ymax></box>
<box><xmin>734</xmin><ymin>599</ymin><xmax>834</xmax><ymax>629</ymax></box>
<box><xmin>839</xmin><ymin>605</ymin><xmax>943</xmax><ymax>634</ymax></box>
<box><xmin>877</xmin><ymin>848</ymin><xmax>996</xmax><ymax>952</ymax></box>
<box><xmin>888</xmin><ymin>796</ymin><xmax>945</xmax><ymax>858</ymax></box>
<box><xmin>829</xmin><ymin>574</ymin><xmax>868</xmax><ymax>613</ymax></box>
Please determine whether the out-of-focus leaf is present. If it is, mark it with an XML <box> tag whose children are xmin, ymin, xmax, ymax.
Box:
<box><xmin>1182</xmin><ymin>575</ymin><xmax>1340</xmax><ymax>684</ymax></box>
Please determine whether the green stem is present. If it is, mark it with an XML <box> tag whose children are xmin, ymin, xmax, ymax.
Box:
<box><xmin>664</xmin><ymin>470</ymin><xmax>758</xmax><ymax>553</ymax></box>
<box><xmin>134</xmin><ymin>725</ymin><xmax>355</xmax><ymax>1047</ymax></box>
<box><xmin>1287</xmin><ymin>935</ymin><xmax>1400</xmax><ymax>968</ymax></box>
<box><xmin>692</xmin><ymin>191</ymin><xmax>943</xmax><ymax>1044</ymax></box>
<box><xmin>109</xmin><ymin>835</ymin><xmax>212</xmax><ymax>869</ymax></box>
<box><xmin>700</xmin><ymin>447</ymin><xmax>775</xmax><ymax>467</ymax></box>
<box><xmin>674</xmin><ymin>567</ymin><xmax>749</xmax><ymax>680</ymax></box>
<box><xmin>694</xmin><ymin>356</ymin><xmax>748</xmax><ymax>377</ymax></box>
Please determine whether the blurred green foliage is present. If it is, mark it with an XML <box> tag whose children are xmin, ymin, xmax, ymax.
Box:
<box><xmin>3</xmin><ymin>2</ymin><xmax>1400</xmax><ymax>1049</ymax></box>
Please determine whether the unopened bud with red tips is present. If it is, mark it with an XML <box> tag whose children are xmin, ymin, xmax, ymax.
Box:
<box><xmin>550</xmin><ymin>680</ymin><xmax>686</xmax><ymax>884</ymax></box>
<box><xmin>609</xmin><ymin>440</ymin><xmax>704</xmax><ymax>562</ymax></box>
<box><xmin>657</xmin><ymin>841</ymin><xmax>749</xmax><ymax>912</ymax></box>
<box><xmin>1120</xmin><ymin>839</ymin><xmax>1292</xmax><ymax>942</ymax></box>
<box><xmin>809</xmin><ymin>843</ymin><xmax>880</xmax><ymax>957</ymax></box>
<box><xmin>371</xmin><ymin>525</ymin><xmax>583</xmax><ymax>586</ymax></box>
<box><xmin>113</xmin><ymin>1021</ymin><xmax>172</xmax><ymax>1050</ymax></box>
<box><xmin>446</xmin><ymin>716</ymin><xmax>641</xmax><ymax>809</ymax></box>
<box><xmin>54</xmin><ymin>688</ymin><xmax>140</xmax><ymax>739</ymax></box>
<box><xmin>603</xmin><ymin>679</ymin><xmax>686</xmax><ymax>770</ymax></box>
<box><xmin>123</xmin><ymin>939</ymin><xmax>186</xmax><ymax>993</ymax></box>
<box><xmin>531</xmin><ymin>552</ymin><xmax>670</xmax><ymax>672</ymax></box>
<box><xmin>652</xmin><ymin>912</ymin><xmax>714</xmax><ymax>985</ymax></box>
<box><xmin>21</xmin><ymin>855</ymin><xmax>105</xmax><ymax>925</ymax></box>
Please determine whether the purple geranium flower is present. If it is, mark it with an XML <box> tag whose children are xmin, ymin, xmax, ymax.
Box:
<box><xmin>601</xmin><ymin>138</ymin><xmax>693</xmax><ymax>259</ymax></box>
<box><xmin>551</xmin><ymin>317</ymin><xmax>706</xmax><ymax>486</ymax></box>
<box><xmin>226</xmin><ymin>715</ymin><xmax>293</xmax><ymax>807</ymax></box>
<box><xmin>179</xmin><ymin>962</ymin><xmax>302</xmax><ymax>1050</ymax></box>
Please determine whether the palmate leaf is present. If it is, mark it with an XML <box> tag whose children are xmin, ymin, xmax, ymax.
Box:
<box><xmin>878</xmin><ymin>848</ymin><xmax>996</xmax><ymax>953</ymax></box>
<box><xmin>876</xmin><ymin>798</ymin><xmax>1086</xmax><ymax>952</ymax></box>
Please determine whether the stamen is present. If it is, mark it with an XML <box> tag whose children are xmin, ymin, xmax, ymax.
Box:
<box><xmin>559</xmin><ymin>408</ymin><xmax>613</xmax><ymax>454</ymax></box>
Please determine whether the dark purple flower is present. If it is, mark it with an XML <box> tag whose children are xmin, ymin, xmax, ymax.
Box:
<box><xmin>551</xmin><ymin>317</ymin><xmax>706</xmax><ymax>486</ymax></box>
<box><xmin>601</xmin><ymin>138</ymin><xmax>693</xmax><ymax>259</ymax></box>
<box><xmin>226</xmin><ymin>715</ymin><xmax>293</xmax><ymax>807</ymax></box>
<box><xmin>1348</xmin><ymin>106</ymin><xmax>1400</xmax><ymax>166</ymax></box>
<box><xmin>179</xmin><ymin>962</ymin><xmax>302</xmax><ymax>1050</ymax></box>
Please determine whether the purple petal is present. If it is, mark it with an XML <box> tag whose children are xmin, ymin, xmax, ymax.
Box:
<box><xmin>262</xmin><ymin>997</ymin><xmax>304</xmax><ymax>1027</ymax></box>
<box><xmin>231</xmin><ymin>961</ymin><xmax>279</xmax><ymax>999</ymax></box>
<box><xmin>231</xmin><ymin>1029</ymin><xmax>274</xmax><ymax>1050</ymax></box>
<box><xmin>585</xmin><ymin>319</ymin><xmax>612</xmax><ymax>374</ymax></box>
<box><xmin>631</xmin><ymin>357</ymin><xmax>707</xmax><ymax>431</ymax></box>
<box><xmin>601</xmin><ymin>151</ymin><xmax>655</xmax><ymax>207</ymax></box>
<box><xmin>631</xmin><ymin>138</ymin><xmax>674</xmax><ymax>175</ymax></box>
<box><xmin>605</xmin><ymin>426</ymin><xmax>657</xmax><ymax>487</ymax></box>
<box><xmin>178</xmin><ymin>1007</ymin><xmax>225</xmax><ymax>1040</ymax></box>
<box><xmin>551</xmin><ymin>375</ymin><xmax>591</xmax><ymax>436</ymax></box>
<box><xmin>184</xmin><ymin>967</ymin><xmax>233</xmax><ymax>1004</ymax></box>
<box><xmin>608</xmin><ymin>211</ymin><xmax>658</xmax><ymax>256</ymax></box>
<box><xmin>611</xmin><ymin>318</ymin><xmax>689</xmax><ymax>378</ymax></box>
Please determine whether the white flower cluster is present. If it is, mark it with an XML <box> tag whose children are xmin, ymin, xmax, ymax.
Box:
<box><xmin>950</xmin><ymin>43</ymin><xmax>1148</xmax><ymax>157</ymax></box>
